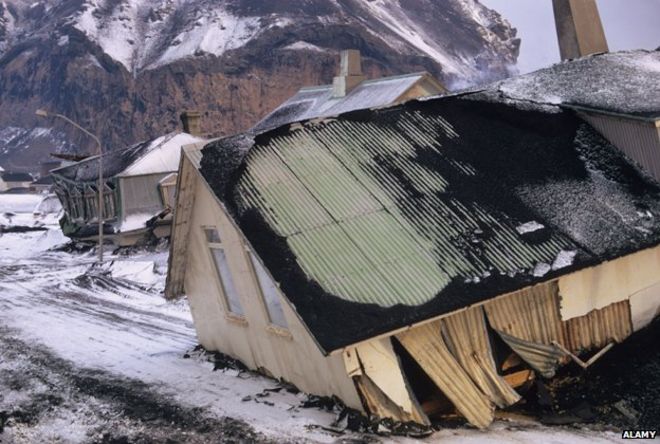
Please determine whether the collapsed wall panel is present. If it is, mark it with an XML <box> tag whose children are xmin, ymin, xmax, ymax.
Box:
<box><xmin>484</xmin><ymin>282</ymin><xmax>567</xmax><ymax>346</ymax></box>
<box><xmin>484</xmin><ymin>280</ymin><xmax>634</xmax><ymax>374</ymax></box>
<box><xmin>496</xmin><ymin>330</ymin><xmax>564</xmax><ymax>378</ymax></box>
<box><xmin>351</xmin><ymin>339</ymin><xmax>429</xmax><ymax>425</ymax></box>
<box><xmin>397</xmin><ymin>321</ymin><xmax>494</xmax><ymax>429</ymax></box>
<box><xmin>563</xmin><ymin>299</ymin><xmax>632</xmax><ymax>351</ymax></box>
<box><xmin>441</xmin><ymin>306</ymin><xmax>521</xmax><ymax>408</ymax></box>
<box><xmin>354</xmin><ymin>374</ymin><xmax>427</xmax><ymax>425</ymax></box>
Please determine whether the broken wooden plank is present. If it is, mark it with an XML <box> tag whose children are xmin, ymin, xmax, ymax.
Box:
<box><xmin>397</xmin><ymin>321</ymin><xmax>494</xmax><ymax>429</ymax></box>
<box><xmin>342</xmin><ymin>348</ymin><xmax>362</xmax><ymax>378</ymax></box>
<box><xmin>503</xmin><ymin>369</ymin><xmax>535</xmax><ymax>388</ymax></box>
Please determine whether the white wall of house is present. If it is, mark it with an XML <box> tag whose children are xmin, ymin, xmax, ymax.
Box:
<box><xmin>558</xmin><ymin>244</ymin><xmax>660</xmax><ymax>330</ymax></box>
<box><xmin>182</xmin><ymin>176</ymin><xmax>363</xmax><ymax>410</ymax></box>
<box><xmin>0</xmin><ymin>179</ymin><xmax>32</xmax><ymax>191</ymax></box>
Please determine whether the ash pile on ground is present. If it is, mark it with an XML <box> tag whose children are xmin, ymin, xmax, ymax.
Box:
<box><xmin>0</xmin><ymin>327</ymin><xmax>279</xmax><ymax>444</ymax></box>
<box><xmin>515</xmin><ymin>319</ymin><xmax>660</xmax><ymax>430</ymax></box>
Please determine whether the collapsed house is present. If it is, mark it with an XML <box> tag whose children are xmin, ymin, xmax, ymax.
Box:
<box><xmin>164</xmin><ymin>49</ymin><xmax>660</xmax><ymax>428</ymax></box>
<box><xmin>51</xmin><ymin>114</ymin><xmax>206</xmax><ymax>246</ymax></box>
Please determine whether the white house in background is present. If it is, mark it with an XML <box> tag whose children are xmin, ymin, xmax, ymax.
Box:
<box><xmin>50</xmin><ymin>113</ymin><xmax>206</xmax><ymax>246</ymax></box>
<box><xmin>0</xmin><ymin>171</ymin><xmax>34</xmax><ymax>192</ymax></box>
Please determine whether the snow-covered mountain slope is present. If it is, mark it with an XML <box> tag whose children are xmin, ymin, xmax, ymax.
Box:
<box><xmin>0</xmin><ymin>0</ymin><xmax>519</xmax><ymax>173</ymax></box>
<box><xmin>2</xmin><ymin>0</ymin><xmax>519</xmax><ymax>78</ymax></box>
<box><xmin>0</xmin><ymin>126</ymin><xmax>76</xmax><ymax>171</ymax></box>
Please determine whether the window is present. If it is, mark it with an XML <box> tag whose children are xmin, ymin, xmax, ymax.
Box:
<box><xmin>84</xmin><ymin>186</ymin><xmax>98</xmax><ymax>220</ymax></box>
<box><xmin>205</xmin><ymin>227</ymin><xmax>244</xmax><ymax>317</ymax></box>
<box><xmin>249</xmin><ymin>252</ymin><xmax>288</xmax><ymax>329</ymax></box>
<box><xmin>205</xmin><ymin>227</ymin><xmax>222</xmax><ymax>243</ymax></box>
<box><xmin>70</xmin><ymin>187</ymin><xmax>83</xmax><ymax>219</ymax></box>
<box><xmin>103</xmin><ymin>184</ymin><xmax>116</xmax><ymax>219</ymax></box>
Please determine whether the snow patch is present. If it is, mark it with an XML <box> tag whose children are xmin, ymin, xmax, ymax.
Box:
<box><xmin>0</xmin><ymin>193</ymin><xmax>42</xmax><ymax>213</ymax></box>
<box><xmin>33</xmin><ymin>194</ymin><xmax>62</xmax><ymax>215</ymax></box>
<box><xmin>282</xmin><ymin>41</ymin><xmax>326</xmax><ymax>52</ymax></box>
<box><xmin>119</xmin><ymin>213</ymin><xmax>153</xmax><ymax>232</ymax></box>
<box><xmin>552</xmin><ymin>250</ymin><xmax>577</xmax><ymax>270</ymax></box>
<box><xmin>494</xmin><ymin>50</ymin><xmax>660</xmax><ymax>115</ymax></box>
<box><xmin>532</xmin><ymin>262</ymin><xmax>551</xmax><ymax>277</ymax></box>
<box><xmin>118</xmin><ymin>132</ymin><xmax>205</xmax><ymax>177</ymax></box>
<box><xmin>107</xmin><ymin>260</ymin><xmax>159</xmax><ymax>286</ymax></box>
<box><xmin>516</xmin><ymin>221</ymin><xmax>545</xmax><ymax>235</ymax></box>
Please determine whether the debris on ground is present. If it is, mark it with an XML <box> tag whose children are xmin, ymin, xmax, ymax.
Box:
<box><xmin>512</xmin><ymin>318</ymin><xmax>660</xmax><ymax>430</ymax></box>
<box><xmin>0</xmin><ymin>225</ymin><xmax>48</xmax><ymax>233</ymax></box>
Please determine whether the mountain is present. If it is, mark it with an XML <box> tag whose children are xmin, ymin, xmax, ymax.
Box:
<box><xmin>0</xmin><ymin>0</ymin><xmax>519</xmax><ymax>173</ymax></box>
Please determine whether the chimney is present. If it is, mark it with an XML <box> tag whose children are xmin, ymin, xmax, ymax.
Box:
<box><xmin>552</xmin><ymin>0</ymin><xmax>609</xmax><ymax>60</ymax></box>
<box><xmin>332</xmin><ymin>50</ymin><xmax>366</xmax><ymax>97</ymax></box>
<box><xmin>180</xmin><ymin>111</ymin><xmax>202</xmax><ymax>136</ymax></box>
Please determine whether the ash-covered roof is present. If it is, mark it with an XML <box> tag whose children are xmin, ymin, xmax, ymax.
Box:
<box><xmin>490</xmin><ymin>50</ymin><xmax>660</xmax><ymax>118</ymax></box>
<box><xmin>32</xmin><ymin>175</ymin><xmax>54</xmax><ymax>185</ymax></box>
<box><xmin>52</xmin><ymin>132</ymin><xmax>203</xmax><ymax>183</ymax></box>
<box><xmin>1</xmin><ymin>171</ymin><xmax>33</xmax><ymax>182</ymax></box>
<box><xmin>252</xmin><ymin>72</ymin><xmax>436</xmax><ymax>133</ymax></box>
<box><xmin>201</xmin><ymin>93</ymin><xmax>660</xmax><ymax>353</ymax></box>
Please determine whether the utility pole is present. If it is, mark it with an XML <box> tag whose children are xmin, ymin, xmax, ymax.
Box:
<box><xmin>36</xmin><ymin>109</ymin><xmax>105</xmax><ymax>263</ymax></box>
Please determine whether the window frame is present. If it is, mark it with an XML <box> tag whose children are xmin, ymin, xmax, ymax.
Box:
<box><xmin>203</xmin><ymin>225</ymin><xmax>246</xmax><ymax>323</ymax></box>
<box><xmin>245</xmin><ymin>247</ymin><xmax>290</xmax><ymax>335</ymax></box>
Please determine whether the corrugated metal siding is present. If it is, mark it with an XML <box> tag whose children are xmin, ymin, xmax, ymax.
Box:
<box><xmin>254</xmin><ymin>73</ymin><xmax>430</xmax><ymax>133</ymax></box>
<box><xmin>441</xmin><ymin>306</ymin><xmax>521</xmax><ymax>408</ymax></box>
<box><xmin>397</xmin><ymin>321</ymin><xmax>494</xmax><ymax>429</ymax></box>
<box><xmin>484</xmin><ymin>282</ymin><xmax>567</xmax><ymax>345</ymax></box>
<box><xmin>237</xmin><ymin>113</ymin><xmax>578</xmax><ymax>308</ymax></box>
<box><xmin>581</xmin><ymin>112</ymin><xmax>660</xmax><ymax>181</ymax></box>
<box><xmin>496</xmin><ymin>330</ymin><xmax>564</xmax><ymax>378</ymax></box>
<box><xmin>354</xmin><ymin>374</ymin><xmax>426</xmax><ymax>424</ymax></box>
<box><xmin>484</xmin><ymin>281</ymin><xmax>633</xmax><ymax>354</ymax></box>
<box><xmin>564</xmin><ymin>300</ymin><xmax>632</xmax><ymax>351</ymax></box>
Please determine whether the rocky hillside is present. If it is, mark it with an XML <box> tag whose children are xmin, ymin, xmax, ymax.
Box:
<box><xmin>0</xmin><ymin>0</ymin><xmax>519</xmax><ymax>173</ymax></box>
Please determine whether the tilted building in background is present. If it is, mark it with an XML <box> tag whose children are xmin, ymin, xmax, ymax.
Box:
<box><xmin>164</xmin><ymin>49</ymin><xmax>660</xmax><ymax>428</ymax></box>
<box><xmin>50</xmin><ymin>113</ymin><xmax>206</xmax><ymax>246</ymax></box>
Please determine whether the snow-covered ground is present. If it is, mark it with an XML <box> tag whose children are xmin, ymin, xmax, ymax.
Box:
<box><xmin>0</xmin><ymin>194</ymin><xmax>624</xmax><ymax>443</ymax></box>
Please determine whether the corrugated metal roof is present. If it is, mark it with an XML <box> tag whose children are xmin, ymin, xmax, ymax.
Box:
<box><xmin>237</xmin><ymin>110</ymin><xmax>578</xmax><ymax>309</ymax></box>
<box><xmin>252</xmin><ymin>73</ymin><xmax>429</xmax><ymax>133</ymax></box>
